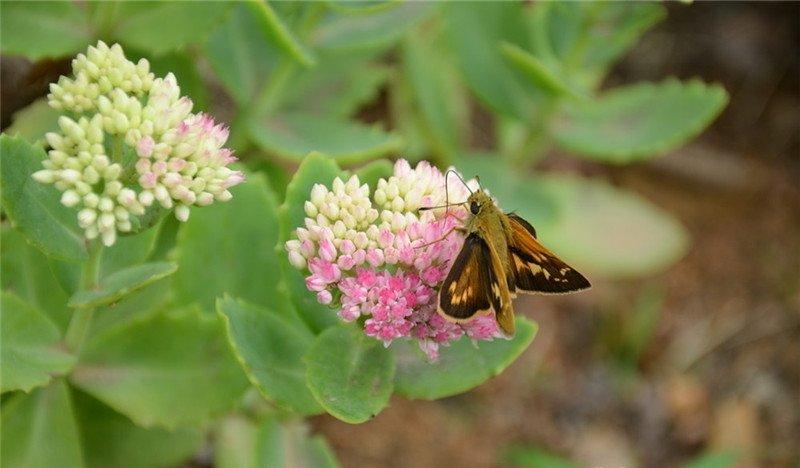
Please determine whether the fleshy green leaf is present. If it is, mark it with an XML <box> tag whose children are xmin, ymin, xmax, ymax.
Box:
<box><xmin>1</xmin><ymin>380</ymin><xmax>84</xmax><ymax>468</ymax></box>
<box><xmin>73</xmin><ymin>390</ymin><xmax>203</xmax><ymax>468</ymax></box>
<box><xmin>0</xmin><ymin>292</ymin><xmax>76</xmax><ymax>393</ymax></box>
<box><xmin>533</xmin><ymin>174</ymin><xmax>690</xmax><ymax>278</ymax></box>
<box><xmin>4</xmin><ymin>98</ymin><xmax>61</xmax><ymax>146</ymax></box>
<box><xmin>312</xmin><ymin>2</ymin><xmax>435</xmax><ymax>52</ymax></box>
<box><xmin>1</xmin><ymin>227</ymin><xmax>72</xmax><ymax>331</ymax></box>
<box><xmin>216</xmin><ymin>415</ymin><xmax>340</xmax><ymax>468</ymax></box>
<box><xmin>278</xmin><ymin>153</ymin><xmax>343</xmax><ymax>333</ymax></box>
<box><xmin>67</xmin><ymin>262</ymin><xmax>177</xmax><ymax>309</ymax></box>
<box><xmin>499</xmin><ymin>42</ymin><xmax>582</xmax><ymax>99</ymax></box>
<box><xmin>244</xmin><ymin>0</ymin><xmax>315</xmax><ymax>67</ymax></box>
<box><xmin>99</xmin><ymin>223</ymin><xmax>162</xmax><ymax>276</ymax></box>
<box><xmin>174</xmin><ymin>174</ymin><xmax>292</xmax><ymax>316</ymax></box>
<box><xmin>306</xmin><ymin>325</ymin><xmax>395</xmax><ymax>423</ymax></box>
<box><xmin>0</xmin><ymin>135</ymin><xmax>87</xmax><ymax>261</ymax></box>
<box><xmin>402</xmin><ymin>31</ymin><xmax>469</xmax><ymax>159</ymax></box>
<box><xmin>89</xmin><ymin>280</ymin><xmax>172</xmax><ymax>339</ymax></box>
<box><xmin>354</xmin><ymin>159</ymin><xmax>393</xmax><ymax>190</ymax></box>
<box><xmin>217</xmin><ymin>296</ymin><xmax>322</xmax><ymax>415</ymax></box>
<box><xmin>248</xmin><ymin>113</ymin><xmax>403</xmax><ymax>164</ymax></box>
<box><xmin>0</xmin><ymin>0</ymin><xmax>90</xmax><ymax>59</ymax></box>
<box><xmin>111</xmin><ymin>1</ymin><xmax>232</xmax><ymax>55</ymax></box>
<box><xmin>71</xmin><ymin>307</ymin><xmax>249</xmax><ymax>429</ymax></box>
<box><xmin>394</xmin><ymin>317</ymin><xmax>537</xmax><ymax>400</ymax></box>
<box><xmin>205</xmin><ymin>3</ymin><xmax>280</xmax><ymax>106</ymax></box>
<box><xmin>551</xmin><ymin>79</ymin><xmax>729</xmax><ymax>162</ymax></box>
<box><xmin>504</xmin><ymin>445</ymin><xmax>578</xmax><ymax>468</ymax></box>
<box><xmin>445</xmin><ymin>2</ymin><xmax>542</xmax><ymax>121</ymax></box>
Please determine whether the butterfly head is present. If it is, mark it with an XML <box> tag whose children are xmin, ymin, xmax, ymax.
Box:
<box><xmin>467</xmin><ymin>190</ymin><xmax>494</xmax><ymax>216</ymax></box>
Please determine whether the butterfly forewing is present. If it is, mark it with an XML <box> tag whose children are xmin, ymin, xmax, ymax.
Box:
<box><xmin>506</xmin><ymin>214</ymin><xmax>591</xmax><ymax>294</ymax></box>
<box><xmin>439</xmin><ymin>233</ymin><xmax>502</xmax><ymax>321</ymax></box>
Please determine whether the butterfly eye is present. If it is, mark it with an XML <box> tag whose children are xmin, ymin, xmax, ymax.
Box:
<box><xmin>470</xmin><ymin>201</ymin><xmax>480</xmax><ymax>215</ymax></box>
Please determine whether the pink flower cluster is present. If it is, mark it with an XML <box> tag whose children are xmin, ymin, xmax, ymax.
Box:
<box><xmin>286</xmin><ymin>160</ymin><xmax>501</xmax><ymax>360</ymax></box>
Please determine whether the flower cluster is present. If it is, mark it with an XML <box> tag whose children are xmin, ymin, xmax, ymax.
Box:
<box><xmin>32</xmin><ymin>41</ymin><xmax>243</xmax><ymax>245</ymax></box>
<box><xmin>286</xmin><ymin>160</ymin><xmax>502</xmax><ymax>360</ymax></box>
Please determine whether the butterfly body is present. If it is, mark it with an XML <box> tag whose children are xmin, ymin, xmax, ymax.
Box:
<box><xmin>438</xmin><ymin>188</ymin><xmax>590</xmax><ymax>337</ymax></box>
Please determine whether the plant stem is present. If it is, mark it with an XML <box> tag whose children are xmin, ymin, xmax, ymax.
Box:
<box><xmin>65</xmin><ymin>241</ymin><xmax>103</xmax><ymax>352</ymax></box>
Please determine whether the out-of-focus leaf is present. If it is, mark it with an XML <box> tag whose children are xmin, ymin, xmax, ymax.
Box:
<box><xmin>74</xmin><ymin>390</ymin><xmax>203</xmax><ymax>468</ymax></box>
<box><xmin>216</xmin><ymin>415</ymin><xmax>340</xmax><ymax>468</ymax></box>
<box><xmin>174</xmin><ymin>174</ymin><xmax>292</xmax><ymax>316</ymax></box>
<box><xmin>683</xmin><ymin>451</ymin><xmax>739</xmax><ymax>468</ymax></box>
<box><xmin>111</xmin><ymin>1</ymin><xmax>231</xmax><ymax>55</ymax></box>
<box><xmin>244</xmin><ymin>0</ymin><xmax>315</xmax><ymax>67</ymax></box>
<box><xmin>325</xmin><ymin>0</ymin><xmax>399</xmax><ymax>15</ymax></box>
<box><xmin>205</xmin><ymin>3</ymin><xmax>280</xmax><ymax>106</ymax></box>
<box><xmin>280</xmin><ymin>54</ymin><xmax>390</xmax><ymax>118</ymax></box>
<box><xmin>1</xmin><ymin>227</ymin><xmax>72</xmax><ymax>331</ymax></box>
<box><xmin>278</xmin><ymin>153</ymin><xmax>343</xmax><ymax>333</ymax></box>
<box><xmin>544</xmin><ymin>2</ymin><xmax>666</xmax><ymax>89</ymax></box>
<box><xmin>1</xmin><ymin>380</ymin><xmax>84</xmax><ymax>468</ymax></box>
<box><xmin>0</xmin><ymin>135</ymin><xmax>87</xmax><ymax>261</ymax></box>
<box><xmin>5</xmin><ymin>99</ymin><xmax>61</xmax><ymax>146</ymax></box>
<box><xmin>394</xmin><ymin>317</ymin><xmax>537</xmax><ymax>400</ymax></box>
<box><xmin>534</xmin><ymin>174</ymin><xmax>689</xmax><ymax>278</ymax></box>
<box><xmin>217</xmin><ymin>296</ymin><xmax>322</xmax><ymax>415</ymax></box>
<box><xmin>445</xmin><ymin>2</ymin><xmax>542</xmax><ymax>121</ymax></box>
<box><xmin>389</xmin><ymin>74</ymin><xmax>429</xmax><ymax>161</ymax></box>
<box><xmin>68</xmin><ymin>262</ymin><xmax>176</xmax><ymax>309</ymax></box>
<box><xmin>402</xmin><ymin>31</ymin><xmax>468</xmax><ymax>159</ymax></box>
<box><xmin>0</xmin><ymin>1</ymin><xmax>90</xmax><ymax>59</ymax></box>
<box><xmin>551</xmin><ymin>79</ymin><xmax>729</xmax><ymax>162</ymax></box>
<box><xmin>248</xmin><ymin>113</ymin><xmax>402</xmax><ymax>164</ymax></box>
<box><xmin>0</xmin><ymin>292</ymin><xmax>75</xmax><ymax>393</ymax></box>
<box><xmin>306</xmin><ymin>326</ymin><xmax>395</xmax><ymax>423</ymax></box>
<box><xmin>500</xmin><ymin>42</ymin><xmax>582</xmax><ymax>99</ymax></box>
<box><xmin>504</xmin><ymin>444</ymin><xmax>578</xmax><ymax>468</ymax></box>
<box><xmin>312</xmin><ymin>2</ymin><xmax>434</xmax><ymax>52</ymax></box>
<box><xmin>354</xmin><ymin>159</ymin><xmax>393</xmax><ymax>190</ymax></box>
<box><xmin>72</xmin><ymin>307</ymin><xmax>249</xmax><ymax>429</ymax></box>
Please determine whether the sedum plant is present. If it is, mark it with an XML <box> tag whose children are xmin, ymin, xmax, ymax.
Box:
<box><xmin>0</xmin><ymin>1</ymin><xmax>728</xmax><ymax>467</ymax></box>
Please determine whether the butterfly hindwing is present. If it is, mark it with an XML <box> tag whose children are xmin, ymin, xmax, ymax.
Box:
<box><xmin>439</xmin><ymin>233</ymin><xmax>502</xmax><ymax>321</ymax></box>
<box><xmin>506</xmin><ymin>213</ymin><xmax>591</xmax><ymax>294</ymax></box>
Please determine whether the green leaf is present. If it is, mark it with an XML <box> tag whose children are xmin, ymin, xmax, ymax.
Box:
<box><xmin>111</xmin><ymin>1</ymin><xmax>232</xmax><ymax>55</ymax></box>
<box><xmin>174</xmin><ymin>174</ymin><xmax>292</xmax><ymax>316</ymax></box>
<box><xmin>504</xmin><ymin>444</ymin><xmax>578</xmax><ymax>468</ymax></box>
<box><xmin>89</xmin><ymin>280</ymin><xmax>172</xmax><ymax>338</ymax></box>
<box><xmin>683</xmin><ymin>452</ymin><xmax>739</xmax><ymax>468</ymax></box>
<box><xmin>73</xmin><ymin>390</ymin><xmax>203</xmax><ymax>468</ymax></box>
<box><xmin>244</xmin><ymin>0</ymin><xmax>315</xmax><ymax>67</ymax></box>
<box><xmin>217</xmin><ymin>296</ymin><xmax>322</xmax><ymax>415</ymax></box>
<box><xmin>248</xmin><ymin>113</ymin><xmax>403</xmax><ymax>164</ymax></box>
<box><xmin>0</xmin><ymin>135</ymin><xmax>87</xmax><ymax>261</ymax></box>
<box><xmin>205</xmin><ymin>3</ymin><xmax>280</xmax><ymax>106</ymax></box>
<box><xmin>0</xmin><ymin>0</ymin><xmax>90</xmax><ymax>60</ymax></box>
<box><xmin>499</xmin><ymin>42</ymin><xmax>582</xmax><ymax>99</ymax></box>
<box><xmin>402</xmin><ymin>31</ymin><xmax>469</xmax><ymax>159</ymax></box>
<box><xmin>278</xmin><ymin>153</ymin><xmax>343</xmax><ymax>333</ymax></box>
<box><xmin>1</xmin><ymin>226</ymin><xmax>72</xmax><ymax>331</ymax></box>
<box><xmin>306</xmin><ymin>325</ymin><xmax>395</xmax><ymax>423</ymax></box>
<box><xmin>280</xmin><ymin>53</ymin><xmax>390</xmax><ymax>118</ymax></box>
<box><xmin>312</xmin><ymin>2</ymin><xmax>435</xmax><ymax>52</ymax></box>
<box><xmin>1</xmin><ymin>380</ymin><xmax>84</xmax><ymax>468</ymax></box>
<box><xmin>5</xmin><ymin>98</ymin><xmax>61</xmax><ymax>146</ymax></box>
<box><xmin>0</xmin><ymin>292</ymin><xmax>76</xmax><ymax>393</ymax></box>
<box><xmin>99</xmin><ymin>223</ymin><xmax>161</xmax><ymax>276</ymax></box>
<box><xmin>394</xmin><ymin>317</ymin><xmax>537</xmax><ymax>400</ymax></box>
<box><xmin>216</xmin><ymin>415</ymin><xmax>340</xmax><ymax>468</ymax></box>
<box><xmin>354</xmin><ymin>159</ymin><xmax>393</xmax><ymax>190</ymax></box>
<box><xmin>68</xmin><ymin>262</ymin><xmax>177</xmax><ymax>309</ymax></box>
<box><xmin>71</xmin><ymin>307</ymin><xmax>249</xmax><ymax>429</ymax></box>
<box><xmin>445</xmin><ymin>2</ymin><xmax>542</xmax><ymax>121</ymax></box>
<box><xmin>533</xmin><ymin>174</ymin><xmax>689</xmax><ymax>278</ymax></box>
<box><xmin>551</xmin><ymin>79</ymin><xmax>729</xmax><ymax>162</ymax></box>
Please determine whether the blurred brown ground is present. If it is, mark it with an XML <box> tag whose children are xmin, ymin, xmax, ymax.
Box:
<box><xmin>312</xmin><ymin>3</ymin><xmax>800</xmax><ymax>467</ymax></box>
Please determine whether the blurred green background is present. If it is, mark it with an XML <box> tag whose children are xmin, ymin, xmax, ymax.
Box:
<box><xmin>1</xmin><ymin>1</ymin><xmax>798</xmax><ymax>467</ymax></box>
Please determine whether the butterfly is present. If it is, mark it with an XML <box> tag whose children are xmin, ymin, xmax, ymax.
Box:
<box><xmin>422</xmin><ymin>171</ymin><xmax>590</xmax><ymax>337</ymax></box>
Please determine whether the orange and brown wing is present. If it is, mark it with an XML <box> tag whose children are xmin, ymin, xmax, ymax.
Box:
<box><xmin>506</xmin><ymin>213</ymin><xmax>591</xmax><ymax>294</ymax></box>
<box><xmin>438</xmin><ymin>233</ymin><xmax>502</xmax><ymax>321</ymax></box>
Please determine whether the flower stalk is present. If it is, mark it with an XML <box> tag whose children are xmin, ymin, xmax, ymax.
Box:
<box><xmin>64</xmin><ymin>240</ymin><xmax>103</xmax><ymax>352</ymax></box>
